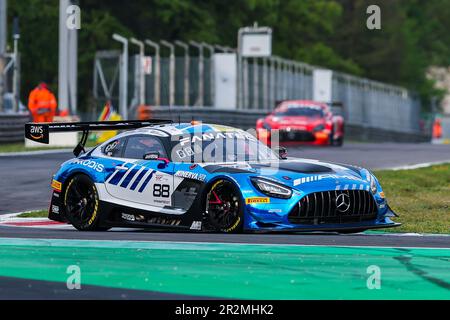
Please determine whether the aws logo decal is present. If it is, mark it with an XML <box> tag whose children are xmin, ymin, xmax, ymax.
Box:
<box><xmin>29</xmin><ymin>125</ymin><xmax>44</xmax><ymax>140</ymax></box>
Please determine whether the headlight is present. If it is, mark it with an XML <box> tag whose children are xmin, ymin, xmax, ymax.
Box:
<box><xmin>369</xmin><ymin>175</ymin><xmax>378</xmax><ymax>195</ymax></box>
<box><xmin>251</xmin><ymin>177</ymin><xmax>292</xmax><ymax>199</ymax></box>
<box><xmin>314</xmin><ymin>124</ymin><xmax>325</xmax><ymax>132</ymax></box>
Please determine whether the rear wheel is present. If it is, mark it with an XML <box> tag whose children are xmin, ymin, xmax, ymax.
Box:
<box><xmin>333</xmin><ymin>136</ymin><xmax>344</xmax><ymax>147</ymax></box>
<box><xmin>205</xmin><ymin>180</ymin><xmax>243</xmax><ymax>233</ymax></box>
<box><xmin>63</xmin><ymin>174</ymin><xmax>109</xmax><ymax>231</ymax></box>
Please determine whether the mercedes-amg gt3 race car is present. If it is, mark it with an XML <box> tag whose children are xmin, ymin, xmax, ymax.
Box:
<box><xmin>256</xmin><ymin>100</ymin><xmax>345</xmax><ymax>146</ymax></box>
<box><xmin>25</xmin><ymin>120</ymin><xmax>399</xmax><ymax>233</ymax></box>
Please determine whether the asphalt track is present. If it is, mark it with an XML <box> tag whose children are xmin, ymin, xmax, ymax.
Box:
<box><xmin>1</xmin><ymin>142</ymin><xmax>449</xmax><ymax>214</ymax></box>
<box><xmin>0</xmin><ymin>225</ymin><xmax>449</xmax><ymax>248</ymax></box>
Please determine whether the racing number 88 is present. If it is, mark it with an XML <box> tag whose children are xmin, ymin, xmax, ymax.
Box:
<box><xmin>153</xmin><ymin>184</ymin><xmax>170</xmax><ymax>198</ymax></box>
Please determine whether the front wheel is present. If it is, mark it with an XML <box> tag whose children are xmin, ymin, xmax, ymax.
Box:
<box><xmin>205</xmin><ymin>180</ymin><xmax>244</xmax><ymax>233</ymax></box>
<box><xmin>63</xmin><ymin>174</ymin><xmax>109</xmax><ymax>231</ymax></box>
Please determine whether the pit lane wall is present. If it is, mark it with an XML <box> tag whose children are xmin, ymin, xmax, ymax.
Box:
<box><xmin>146</xmin><ymin>106</ymin><xmax>431</xmax><ymax>143</ymax></box>
<box><xmin>0</xmin><ymin>113</ymin><xmax>30</xmax><ymax>143</ymax></box>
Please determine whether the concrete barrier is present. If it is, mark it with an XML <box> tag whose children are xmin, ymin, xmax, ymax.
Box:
<box><xmin>0</xmin><ymin>113</ymin><xmax>30</xmax><ymax>143</ymax></box>
<box><xmin>147</xmin><ymin>106</ymin><xmax>431</xmax><ymax>143</ymax></box>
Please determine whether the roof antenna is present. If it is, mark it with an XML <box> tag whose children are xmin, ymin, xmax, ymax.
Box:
<box><xmin>178</xmin><ymin>115</ymin><xmax>181</xmax><ymax>125</ymax></box>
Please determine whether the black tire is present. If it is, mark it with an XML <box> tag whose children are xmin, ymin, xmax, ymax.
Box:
<box><xmin>63</xmin><ymin>174</ymin><xmax>109</xmax><ymax>231</ymax></box>
<box><xmin>205</xmin><ymin>179</ymin><xmax>244</xmax><ymax>233</ymax></box>
<box><xmin>334</xmin><ymin>136</ymin><xmax>344</xmax><ymax>147</ymax></box>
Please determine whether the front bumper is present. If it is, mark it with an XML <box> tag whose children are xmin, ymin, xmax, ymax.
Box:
<box><xmin>257</xmin><ymin>128</ymin><xmax>330</xmax><ymax>145</ymax></box>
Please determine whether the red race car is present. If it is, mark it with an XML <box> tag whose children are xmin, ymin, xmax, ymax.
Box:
<box><xmin>256</xmin><ymin>100</ymin><xmax>344</xmax><ymax>146</ymax></box>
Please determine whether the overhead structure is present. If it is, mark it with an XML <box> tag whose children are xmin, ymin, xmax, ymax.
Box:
<box><xmin>0</xmin><ymin>0</ymin><xmax>6</xmax><ymax>112</ymax></box>
<box><xmin>58</xmin><ymin>0</ymin><xmax>78</xmax><ymax>115</ymax></box>
<box><xmin>237</xmin><ymin>23</ymin><xmax>272</xmax><ymax>109</ymax></box>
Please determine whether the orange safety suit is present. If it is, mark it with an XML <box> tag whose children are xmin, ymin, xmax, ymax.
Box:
<box><xmin>28</xmin><ymin>84</ymin><xmax>57</xmax><ymax>122</ymax></box>
<box><xmin>433</xmin><ymin>119</ymin><xmax>443</xmax><ymax>139</ymax></box>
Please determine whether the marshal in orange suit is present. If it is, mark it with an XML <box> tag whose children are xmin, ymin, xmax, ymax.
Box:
<box><xmin>28</xmin><ymin>82</ymin><xmax>57</xmax><ymax>122</ymax></box>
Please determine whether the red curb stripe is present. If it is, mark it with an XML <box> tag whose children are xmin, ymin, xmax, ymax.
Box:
<box><xmin>3</xmin><ymin>221</ymin><xmax>66</xmax><ymax>226</ymax></box>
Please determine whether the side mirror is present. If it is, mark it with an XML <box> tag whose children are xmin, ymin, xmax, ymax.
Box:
<box><xmin>276</xmin><ymin>146</ymin><xmax>288</xmax><ymax>160</ymax></box>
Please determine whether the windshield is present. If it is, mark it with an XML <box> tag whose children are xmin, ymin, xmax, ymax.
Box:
<box><xmin>274</xmin><ymin>105</ymin><xmax>324</xmax><ymax>117</ymax></box>
<box><xmin>171</xmin><ymin>132</ymin><xmax>279</xmax><ymax>163</ymax></box>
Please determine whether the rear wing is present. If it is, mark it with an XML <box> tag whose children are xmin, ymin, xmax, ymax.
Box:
<box><xmin>25</xmin><ymin>119</ymin><xmax>172</xmax><ymax>156</ymax></box>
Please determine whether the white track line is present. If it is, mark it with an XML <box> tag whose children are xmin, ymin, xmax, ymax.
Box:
<box><xmin>387</xmin><ymin>160</ymin><xmax>450</xmax><ymax>171</ymax></box>
<box><xmin>0</xmin><ymin>149</ymin><xmax>72</xmax><ymax>157</ymax></box>
<box><xmin>0</xmin><ymin>237</ymin><xmax>448</xmax><ymax>251</ymax></box>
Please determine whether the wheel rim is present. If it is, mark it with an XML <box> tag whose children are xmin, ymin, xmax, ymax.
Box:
<box><xmin>65</xmin><ymin>178</ymin><xmax>96</xmax><ymax>225</ymax></box>
<box><xmin>206</xmin><ymin>181</ymin><xmax>240</xmax><ymax>230</ymax></box>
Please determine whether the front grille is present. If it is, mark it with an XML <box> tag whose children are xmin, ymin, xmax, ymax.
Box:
<box><xmin>288</xmin><ymin>190</ymin><xmax>378</xmax><ymax>225</ymax></box>
<box><xmin>280</xmin><ymin>130</ymin><xmax>315</xmax><ymax>142</ymax></box>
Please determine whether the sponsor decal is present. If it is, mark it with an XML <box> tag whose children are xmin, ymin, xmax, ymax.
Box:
<box><xmin>294</xmin><ymin>174</ymin><xmax>362</xmax><ymax>186</ymax></box>
<box><xmin>145</xmin><ymin>129</ymin><xmax>169</xmax><ymax>137</ymax></box>
<box><xmin>72</xmin><ymin>159</ymin><xmax>104</xmax><ymax>173</ymax></box>
<box><xmin>29</xmin><ymin>125</ymin><xmax>44</xmax><ymax>140</ymax></box>
<box><xmin>121</xmin><ymin>213</ymin><xmax>135</xmax><ymax>221</ymax></box>
<box><xmin>51</xmin><ymin>179</ymin><xmax>62</xmax><ymax>192</ymax></box>
<box><xmin>189</xmin><ymin>221</ymin><xmax>202</xmax><ymax>230</ymax></box>
<box><xmin>179</xmin><ymin>131</ymin><xmax>256</xmax><ymax>146</ymax></box>
<box><xmin>143</xmin><ymin>153</ymin><xmax>159</xmax><ymax>160</ymax></box>
<box><xmin>245</xmin><ymin>197</ymin><xmax>270</xmax><ymax>204</ymax></box>
<box><xmin>51</xmin><ymin>205</ymin><xmax>60</xmax><ymax>214</ymax></box>
<box><xmin>175</xmin><ymin>170</ymin><xmax>206</xmax><ymax>182</ymax></box>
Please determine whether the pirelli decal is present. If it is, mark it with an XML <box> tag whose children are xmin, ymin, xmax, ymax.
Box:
<box><xmin>245</xmin><ymin>197</ymin><xmax>270</xmax><ymax>204</ymax></box>
<box><xmin>51</xmin><ymin>179</ymin><xmax>62</xmax><ymax>192</ymax></box>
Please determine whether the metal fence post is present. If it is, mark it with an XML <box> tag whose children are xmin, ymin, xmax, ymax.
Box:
<box><xmin>252</xmin><ymin>57</ymin><xmax>259</xmax><ymax>109</ymax></box>
<box><xmin>112</xmin><ymin>34</ymin><xmax>128</xmax><ymax>120</ymax></box>
<box><xmin>130</xmin><ymin>38</ymin><xmax>145</xmax><ymax>105</ymax></box>
<box><xmin>190</xmin><ymin>41</ymin><xmax>204</xmax><ymax>106</ymax></box>
<box><xmin>262</xmin><ymin>57</ymin><xmax>268</xmax><ymax>110</ymax></box>
<box><xmin>160</xmin><ymin>40</ymin><xmax>175</xmax><ymax>107</ymax></box>
<box><xmin>175</xmin><ymin>40</ymin><xmax>190</xmax><ymax>106</ymax></box>
<box><xmin>144</xmin><ymin>39</ymin><xmax>160</xmax><ymax>106</ymax></box>
<box><xmin>243</xmin><ymin>58</ymin><xmax>249</xmax><ymax>109</ymax></box>
<box><xmin>202</xmin><ymin>42</ymin><xmax>215</xmax><ymax>107</ymax></box>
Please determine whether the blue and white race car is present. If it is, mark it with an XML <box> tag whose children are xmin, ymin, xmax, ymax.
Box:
<box><xmin>25</xmin><ymin>120</ymin><xmax>400</xmax><ymax>233</ymax></box>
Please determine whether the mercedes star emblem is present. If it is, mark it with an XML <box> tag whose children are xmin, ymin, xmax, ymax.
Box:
<box><xmin>336</xmin><ymin>193</ymin><xmax>351</xmax><ymax>213</ymax></box>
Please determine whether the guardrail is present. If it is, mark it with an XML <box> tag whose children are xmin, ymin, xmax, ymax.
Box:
<box><xmin>147</xmin><ymin>106</ymin><xmax>431</xmax><ymax>143</ymax></box>
<box><xmin>0</xmin><ymin>113</ymin><xmax>30</xmax><ymax>143</ymax></box>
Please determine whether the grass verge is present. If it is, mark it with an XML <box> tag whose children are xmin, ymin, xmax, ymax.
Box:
<box><xmin>17</xmin><ymin>210</ymin><xmax>48</xmax><ymax>218</ymax></box>
<box><xmin>374</xmin><ymin>164</ymin><xmax>450</xmax><ymax>234</ymax></box>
